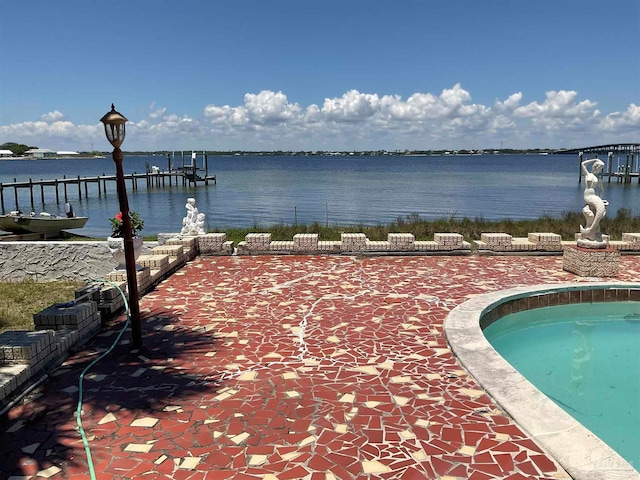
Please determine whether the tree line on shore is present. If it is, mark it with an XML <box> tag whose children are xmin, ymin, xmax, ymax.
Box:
<box><xmin>120</xmin><ymin>148</ymin><xmax>559</xmax><ymax>157</ymax></box>
<box><xmin>0</xmin><ymin>142</ymin><xmax>36</xmax><ymax>156</ymax></box>
<box><xmin>2</xmin><ymin>142</ymin><xmax>561</xmax><ymax>158</ymax></box>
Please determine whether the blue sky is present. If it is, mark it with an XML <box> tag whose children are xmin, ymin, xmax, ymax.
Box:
<box><xmin>1</xmin><ymin>0</ymin><xmax>638</xmax><ymax>151</ymax></box>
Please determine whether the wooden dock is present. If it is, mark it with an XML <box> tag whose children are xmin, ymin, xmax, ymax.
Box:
<box><xmin>0</xmin><ymin>168</ymin><xmax>216</xmax><ymax>213</ymax></box>
<box><xmin>578</xmin><ymin>150</ymin><xmax>640</xmax><ymax>185</ymax></box>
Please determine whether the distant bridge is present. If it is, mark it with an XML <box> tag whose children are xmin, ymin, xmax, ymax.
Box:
<box><xmin>555</xmin><ymin>143</ymin><xmax>640</xmax><ymax>155</ymax></box>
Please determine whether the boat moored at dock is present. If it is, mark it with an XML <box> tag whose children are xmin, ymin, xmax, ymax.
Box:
<box><xmin>0</xmin><ymin>212</ymin><xmax>88</xmax><ymax>234</ymax></box>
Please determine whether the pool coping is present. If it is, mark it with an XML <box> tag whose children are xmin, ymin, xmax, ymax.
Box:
<box><xmin>444</xmin><ymin>282</ymin><xmax>640</xmax><ymax>480</ymax></box>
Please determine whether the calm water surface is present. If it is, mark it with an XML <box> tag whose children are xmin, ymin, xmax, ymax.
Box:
<box><xmin>1</xmin><ymin>154</ymin><xmax>638</xmax><ymax>237</ymax></box>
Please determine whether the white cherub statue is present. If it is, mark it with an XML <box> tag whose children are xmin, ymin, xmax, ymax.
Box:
<box><xmin>180</xmin><ymin>197</ymin><xmax>206</xmax><ymax>235</ymax></box>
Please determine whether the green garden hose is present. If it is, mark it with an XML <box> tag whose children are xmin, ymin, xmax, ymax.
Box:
<box><xmin>76</xmin><ymin>280</ymin><xmax>131</xmax><ymax>480</ymax></box>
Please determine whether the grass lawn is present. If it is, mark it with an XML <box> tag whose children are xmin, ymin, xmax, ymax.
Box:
<box><xmin>0</xmin><ymin>280</ymin><xmax>83</xmax><ymax>332</ymax></box>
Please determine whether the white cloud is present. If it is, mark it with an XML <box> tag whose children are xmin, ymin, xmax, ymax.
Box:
<box><xmin>244</xmin><ymin>91</ymin><xmax>302</xmax><ymax>124</ymax></box>
<box><xmin>495</xmin><ymin>93</ymin><xmax>523</xmax><ymax>112</ymax></box>
<box><xmin>322</xmin><ymin>90</ymin><xmax>381</xmax><ymax>122</ymax></box>
<box><xmin>303</xmin><ymin>104</ymin><xmax>323</xmax><ymax>123</ymax></box>
<box><xmin>204</xmin><ymin>104</ymin><xmax>249</xmax><ymax>126</ymax></box>
<box><xmin>505</xmin><ymin>90</ymin><xmax>604</xmax><ymax>140</ymax></box>
<box><xmin>149</xmin><ymin>106</ymin><xmax>166</xmax><ymax>119</ymax></box>
<box><xmin>514</xmin><ymin>90</ymin><xmax>597</xmax><ymax>118</ymax></box>
<box><xmin>599</xmin><ymin>103</ymin><xmax>640</xmax><ymax>132</ymax></box>
<box><xmin>1</xmin><ymin>86</ymin><xmax>637</xmax><ymax>150</ymax></box>
<box><xmin>40</xmin><ymin>111</ymin><xmax>66</xmax><ymax>123</ymax></box>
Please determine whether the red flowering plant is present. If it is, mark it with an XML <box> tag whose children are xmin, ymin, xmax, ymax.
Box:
<box><xmin>109</xmin><ymin>211</ymin><xmax>144</xmax><ymax>238</ymax></box>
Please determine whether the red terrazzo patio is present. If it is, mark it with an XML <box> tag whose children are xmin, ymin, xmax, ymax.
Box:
<box><xmin>2</xmin><ymin>254</ymin><xmax>639</xmax><ymax>479</ymax></box>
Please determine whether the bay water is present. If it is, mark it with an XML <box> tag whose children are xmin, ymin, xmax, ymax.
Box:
<box><xmin>1</xmin><ymin>153</ymin><xmax>638</xmax><ymax>238</ymax></box>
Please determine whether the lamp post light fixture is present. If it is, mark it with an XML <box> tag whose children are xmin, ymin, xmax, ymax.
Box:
<box><xmin>100</xmin><ymin>104</ymin><xmax>143</xmax><ymax>347</ymax></box>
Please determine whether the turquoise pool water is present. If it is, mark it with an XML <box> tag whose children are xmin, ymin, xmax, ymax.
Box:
<box><xmin>484</xmin><ymin>301</ymin><xmax>640</xmax><ymax>468</ymax></box>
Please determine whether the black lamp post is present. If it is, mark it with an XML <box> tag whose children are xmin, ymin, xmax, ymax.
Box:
<box><xmin>100</xmin><ymin>104</ymin><xmax>142</xmax><ymax>347</ymax></box>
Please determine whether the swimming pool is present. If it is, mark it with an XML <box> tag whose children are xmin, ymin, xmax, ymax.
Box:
<box><xmin>484</xmin><ymin>301</ymin><xmax>639</xmax><ymax>467</ymax></box>
<box><xmin>444</xmin><ymin>283</ymin><xmax>640</xmax><ymax>480</ymax></box>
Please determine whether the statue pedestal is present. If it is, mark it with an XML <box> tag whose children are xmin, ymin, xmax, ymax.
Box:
<box><xmin>563</xmin><ymin>245</ymin><xmax>620</xmax><ymax>277</ymax></box>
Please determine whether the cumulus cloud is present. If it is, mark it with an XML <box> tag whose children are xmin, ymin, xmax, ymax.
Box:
<box><xmin>1</xmin><ymin>86</ymin><xmax>637</xmax><ymax>150</ymax></box>
<box><xmin>0</xmin><ymin>118</ymin><xmax>101</xmax><ymax>151</ymax></box>
<box><xmin>322</xmin><ymin>90</ymin><xmax>381</xmax><ymax>122</ymax></box>
<box><xmin>40</xmin><ymin>110</ymin><xmax>65</xmax><ymax>123</ymax></box>
<box><xmin>495</xmin><ymin>93</ymin><xmax>523</xmax><ymax>112</ymax></box>
<box><xmin>599</xmin><ymin>103</ymin><xmax>640</xmax><ymax>132</ymax></box>
<box><xmin>244</xmin><ymin>91</ymin><xmax>302</xmax><ymax>124</ymax></box>
<box><xmin>514</xmin><ymin>90</ymin><xmax>597</xmax><ymax>118</ymax></box>
<box><xmin>507</xmin><ymin>89</ymin><xmax>604</xmax><ymax>138</ymax></box>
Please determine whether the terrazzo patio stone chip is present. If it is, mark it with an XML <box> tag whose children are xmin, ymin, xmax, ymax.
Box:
<box><xmin>130</xmin><ymin>417</ymin><xmax>159</xmax><ymax>428</ymax></box>
<box><xmin>361</xmin><ymin>460</ymin><xmax>390</xmax><ymax>474</ymax></box>
<box><xmin>36</xmin><ymin>466</ymin><xmax>62</xmax><ymax>478</ymax></box>
<box><xmin>123</xmin><ymin>443</ymin><xmax>154</xmax><ymax>453</ymax></box>
<box><xmin>98</xmin><ymin>412</ymin><xmax>117</xmax><ymax>424</ymax></box>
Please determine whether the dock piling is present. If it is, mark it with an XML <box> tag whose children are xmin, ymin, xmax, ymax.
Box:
<box><xmin>13</xmin><ymin>178</ymin><xmax>18</xmax><ymax>211</ymax></box>
<box><xmin>29</xmin><ymin>179</ymin><xmax>34</xmax><ymax>210</ymax></box>
<box><xmin>625</xmin><ymin>155</ymin><xmax>631</xmax><ymax>183</ymax></box>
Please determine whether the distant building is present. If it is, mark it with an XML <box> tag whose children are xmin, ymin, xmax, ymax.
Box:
<box><xmin>25</xmin><ymin>148</ymin><xmax>56</xmax><ymax>158</ymax></box>
<box><xmin>0</xmin><ymin>149</ymin><xmax>14</xmax><ymax>157</ymax></box>
<box><xmin>57</xmin><ymin>151</ymin><xmax>79</xmax><ymax>156</ymax></box>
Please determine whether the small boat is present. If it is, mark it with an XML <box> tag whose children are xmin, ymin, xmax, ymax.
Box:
<box><xmin>0</xmin><ymin>212</ymin><xmax>88</xmax><ymax>234</ymax></box>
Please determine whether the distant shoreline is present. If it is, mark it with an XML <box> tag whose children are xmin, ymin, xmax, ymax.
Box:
<box><xmin>0</xmin><ymin>156</ymin><xmax>106</xmax><ymax>161</ymax></box>
<box><xmin>0</xmin><ymin>149</ymin><xmax>569</xmax><ymax>160</ymax></box>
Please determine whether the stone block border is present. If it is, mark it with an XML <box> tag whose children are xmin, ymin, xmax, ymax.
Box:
<box><xmin>237</xmin><ymin>232</ymin><xmax>472</xmax><ymax>255</ymax></box>
<box><xmin>475</xmin><ymin>231</ymin><xmax>640</xmax><ymax>254</ymax></box>
<box><xmin>229</xmin><ymin>231</ymin><xmax>638</xmax><ymax>256</ymax></box>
